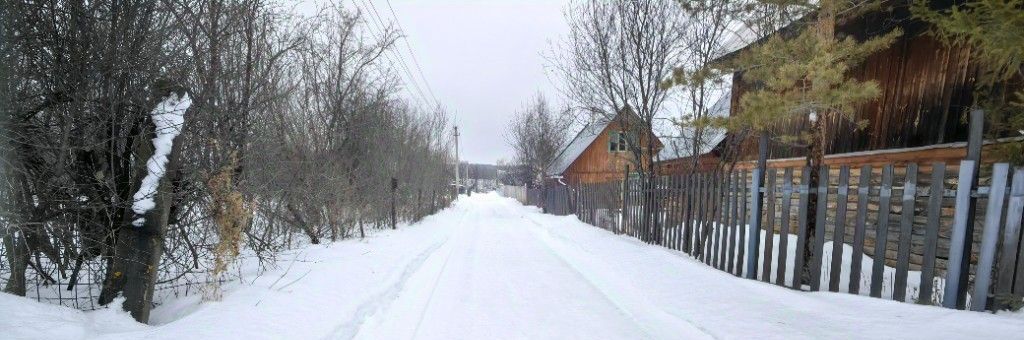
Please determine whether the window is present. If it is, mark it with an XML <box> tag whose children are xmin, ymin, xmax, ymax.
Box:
<box><xmin>608</xmin><ymin>131</ymin><xmax>629</xmax><ymax>152</ymax></box>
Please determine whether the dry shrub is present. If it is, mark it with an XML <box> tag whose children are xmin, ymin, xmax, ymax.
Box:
<box><xmin>204</xmin><ymin>155</ymin><xmax>251</xmax><ymax>301</ymax></box>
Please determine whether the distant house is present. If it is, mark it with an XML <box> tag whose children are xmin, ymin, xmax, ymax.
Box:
<box><xmin>546</xmin><ymin>109</ymin><xmax>663</xmax><ymax>184</ymax></box>
<box><xmin>690</xmin><ymin>2</ymin><xmax>1018</xmax><ymax>168</ymax></box>
<box><xmin>657</xmin><ymin>94</ymin><xmax>731</xmax><ymax>175</ymax></box>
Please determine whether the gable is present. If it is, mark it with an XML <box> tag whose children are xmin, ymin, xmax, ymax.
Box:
<box><xmin>546</xmin><ymin>120</ymin><xmax>610</xmax><ymax>176</ymax></box>
<box><xmin>547</xmin><ymin>117</ymin><xmax>665</xmax><ymax>177</ymax></box>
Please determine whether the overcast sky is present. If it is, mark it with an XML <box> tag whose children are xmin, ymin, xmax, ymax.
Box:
<box><xmin>297</xmin><ymin>0</ymin><xmax>573</xmax><ymax>164</ymax></box>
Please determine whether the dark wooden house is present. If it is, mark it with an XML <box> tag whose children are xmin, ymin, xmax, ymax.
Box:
<box><xmin>720</xmin><ymin>1</ymin><xmax>1008</xmax><ymax>167</ymax></box>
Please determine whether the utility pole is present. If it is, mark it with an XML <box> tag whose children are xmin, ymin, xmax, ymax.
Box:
<box><xmin>454</xmin><ymin>125</ymin><xmax>460</xmax><ymax>196</ymax></box>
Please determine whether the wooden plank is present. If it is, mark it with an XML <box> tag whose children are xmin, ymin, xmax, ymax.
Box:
<box><xmin>762</xmin><ymin>169</ymin><xmax>778</xmax><ymax>282</ymax></box>
<box><xmin>829</xmin><ymin>166</ymin><xmax>851</xmax><ymax>292</ymax></box>
<box><xmin>737</xmin><ymin>170</ymin><xmax>748</xmax><ymax>277</ymax></box>
<box><xmin>675</xmin><ymin>175</ymin><xmax>681</xmax><ymax>247</ymax></box>
<box><xmin>747</xmin><ymin>165</ymin><xmax>766</xmax><ymax>280</ymax></box>
<box><xmin>708</xmin><ymin>172</ymin><xmax>717</xmax><ymax>263</ymax></box>
<box><xmin>712</xmin><ymin>173</ymin><xmax>722</xmax><ymax>267</ymax></box>
<box><xmin>997</xmin><ymin>169</ymin><xmax>1024</xmax><ymax>299</ymax></box>
<box><xmin>942</xmin><ymin>160</ymin><xmax>977</xmax><ymax>309</ymax></box>
<box><xmin>810</xmin><ymin>166</ymin><xmax>830</xmax><ymax>292</ymax></box>
<box><xmin>1008</xmin><ymin>169</ymin><xmax>1024</xmax><ymax>295</ymax></box>
<box><xmin>719</xmin><ymin>172</ymin><xmax>731</xmax><ymax>269</ymax></box>
<box><xmin>727</xmin><ymin>171</ymin><xmax>738</xmax><ymax>273</ymax></box>
<box><xmin>688</xmin><ymin>174</ymin><xmax>696</xmax><ymax>253</ymax></box>
<box><xmin>696</xmin><ymin>172</ymin><xmax>706</xmax><ymax>255</ymax></box>
<box><xmin>671</xmin><ymin>176</ymin><xmax>677</xmax><ymax>248</ymax></box>
<box><xmin>894</xmin><ymin>163</ymin><xmax>919</xmax><ymax>302</ymax></box>
<box><xmin>792</xmin><ymin>167</ymin><xmax>811</xmax><ymax>290</ymax></box>
<box><xmin>971</xmin><ymin>163</ymin><xmax>1010</xmax><ymax>311</ymax></box>
<box><xmin>920</xmin><ymin>162</ymin><xmax>947</xmax><ymax>305</ymax></box>
<box><xmin>620</xmin><ymin>171</ymin><xmax>628</xmax><ymax>235</ymax></box>
<box><xmin>870</xmin><ymin>165</ymin><xmax>894</xmax><ymax>298</ymax></box>
<box><xmin>849</xmin><ymin>165</ymin><xmax>872</xmax><ymax>295</ymax></box>
<box><xmin>777</xmin><ymin>167</ymin><xmax>794</xmax><ymax>286</ymax></box>
<box><xmin>666</xmin><ymin>176</ymin><xmax>672</xmax><ymax>247</ymax></box>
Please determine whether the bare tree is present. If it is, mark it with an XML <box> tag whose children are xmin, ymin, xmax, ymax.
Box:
<box><xmin>551</xmin><ymin>0</ymin><xmax>686</xmax><ymax>178</ymax></box>
<box><xmin>0</xmin><ymin>0</ymin><xmax>456</xmax><ymax>323</ymax></box>
<box><xmin>551</xmin><ymin>0</ymin><xmax>686</xmax><ymax>243</ymax></box>
<box><xmin>506</xmin><ymin>94</ymin><xmax>569</xmax><ymax>187</ymax></box>
<box><xmin>664</xmin><ymin>0</ymin><xmax>745</xmax><ymax>171</ymax></box>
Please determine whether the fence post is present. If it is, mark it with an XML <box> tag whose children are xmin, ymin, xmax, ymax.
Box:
<box><xmin>390</xmin><ymin>177</ymin><xmax>398</xmax><ymax>229</ymax></box>
<box><xmin>620</xmin><ymin>165</ymin><xmax>629</xmax><ymax>235</ymax></box>
<box><xmin>745</xmin><ymin>134</ymin><xmax>769</xmax><ymax>279</ymax></box>
<box><xmin>943</xmin><ymin>108</ymin><xmax>984</xmax><ymax>309</ymax></box>
<box><xmin>971</xmin><ymin>163</ymin><xmax>1010</xmax><ymax>311</ymax></box>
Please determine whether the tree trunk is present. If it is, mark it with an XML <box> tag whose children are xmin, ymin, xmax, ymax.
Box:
<box><xmin>2</xmin><ymin>227</ymin><xmax>29</xmax><ymax>296</ymax></box>
<box><xmin>801</xmin><ymin>117</ymin><xmax>827</xmax><ymax>285</ymax></box>
<box><xmin>120</xmin><ymin>124</ymin><xmax>182</xmax><ymax>323</ymax></box>
<box><xmin>287</xmin><ymin>203</ymin><xmax>319</xmax><ymax>244</ymax></box>
<box><xmin>801</xmin><ymin>0</ymin><xmax>836</xmax><ymax>286</ymax></box>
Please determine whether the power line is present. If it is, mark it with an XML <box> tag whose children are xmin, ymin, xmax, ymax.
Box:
<box><xmin>350</xmin><ymin>0</ymin><xmax>438</xmax><ymax>110</ymax></box>
<box><xmin>382</xmin><ymin>0</ymin><xmax>440</xmax><ymax>106</ymax></box>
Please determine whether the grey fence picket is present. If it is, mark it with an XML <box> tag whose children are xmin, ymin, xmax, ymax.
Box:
<box><xmin>943</xmin><ymin>160</ymin><xmax>978</xmax><ymax>308</ymax></box>
<box><xmin>719</xmin><ymin>173</ymin><xmax>730</xmax><ymax>270</ymax></box>
<box><xmin>778</xmin><ymin>168</ymin><xmax>794</xmax><ymax>286</ymax></box>
<box><xmin>712</xmin><ymin>173</ymin><xmax>722</xmax><ymax>267</ymax></box>
<box><xmin>921</xmin><ymin>163</ymin><xmax>946</xmax><ymax>304</ymax></box>
<box><xmin>747</xmin><ymin>166</ymin><xmax>765</xmax><ymax>280</ymax></box>
<box><xmin>996</xmin><ymin>169</ymin><xmax>1024</xmax><ymax>301</ymax></box>
<box><xmin>870</xmin><ymin>165</ymin><xmax>894</xmax><ymax>298</ymax></box>
<box><xmin>738</xmin><ymin>170</ymin><xmax>748</xmax><ymax>277</ymax></box>
<box><xmin>829</xmin><ymin>166</ymin><xmax>851</xmax><ymax>292</ymax></box>
<box><xmin>971</xmin><ymin>163</ymin><xmax>1010</xmax><ymax>311</ymax></box>
<box><xmin>850</xmin><ymin>165</ymin><xmax>871</xmax><ymax>294</ymax></box>
<box><xmin>1007</xmin><ymin>169</ymin><xmax>1024</xmax><ymax>295</ymax></box>
<box><xmin>726</xmin><ymin>172</ymin><xmax>737</xmax><ymax>273</ymax></box>
<box><xmin>811</xmin><ymin>166</ymin><xmax>830</xmax><ymax>291</ymax></box>
<box><xmin>763</xmin><ymin>169</ymin><xmax>778</xmax><ymax>282</ymax></box>
<box><xmin>894</xmin><ymin>163</ymin><xmax>919</xmax><ymax>302</ymax></box>
<box><xmin>792</xmin><ymin>168</ymin><xmax>811</xmax><ymax>290</ymax></box>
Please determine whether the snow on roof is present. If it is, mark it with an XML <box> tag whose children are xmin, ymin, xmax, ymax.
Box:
<box><xmin>546</xmin><ymin>119</ymin><xmax>611</xmax><ymax>176</ymax></box>
<box><xmin>659</xmin><ymin>92</ymin><xmax>731</xmax><ymax>161</ymax></box>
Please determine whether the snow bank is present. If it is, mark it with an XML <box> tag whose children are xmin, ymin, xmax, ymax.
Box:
<box><xmin>3</xmin><ymin>193</ymin><xmax>1023</xmax><ymax>339</ymax></box>
<box><xmin>131</xmin><ymin>93</ymin><xmax>191</xmax><ymax>227</ymax></box>
<box><xmin>0</xmin><ymin>295</ymin><xmax>146</xmax><ymax>339</ymax></box>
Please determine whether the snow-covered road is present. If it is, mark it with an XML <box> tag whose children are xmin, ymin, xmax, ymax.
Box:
<box><xmin>4</xmin><ymin>192</ymin><xmax>1024</xmax><ymax>340</ymax></box>
<box><xmin>351</xmin><ymin>193</ymin><xmax>702</xmax><ymax>339</ymax></box>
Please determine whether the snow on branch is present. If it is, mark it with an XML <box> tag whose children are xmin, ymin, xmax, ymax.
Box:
<box><xmin>132</xmin><ymin>93</ymin><xmax>191</xmax><ymax>227</ymax></box>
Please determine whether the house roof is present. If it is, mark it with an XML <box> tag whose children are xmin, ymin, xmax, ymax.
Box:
<box><xmin>545</xmin><ymin>107</ymin><xmax>664</xmax><ymax>177</ymax></box>
<box><xmin>546</xmin><ymin>119</ymin><xmax>610</xmax><ymax>176</ymax></box>
<box><xmin>659</xmin><ymin>91</ymin><xmax>732</xmax><ymax>161</ymax></box>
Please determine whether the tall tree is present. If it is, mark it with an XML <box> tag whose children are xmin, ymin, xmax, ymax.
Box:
<box><xmin>552</xmin><ymin>0</ymin><xmax>686</xmax><ymax>177</ymax></box>
<box><xmin>506</xmin><ymin>94</ymin><xmax>569</xmax><ymax>187</ymax></box>
<box><xmin>722</xmin><ymin>0</ymin><xmax>901</xmax><ymax>283</ymax></box>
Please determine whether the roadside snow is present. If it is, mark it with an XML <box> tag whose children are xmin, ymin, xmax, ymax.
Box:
<box><xmin>2</xmin><ymin>193</ymin><xmax>1023</xmax><ymax>339</ymax></box>
<box><xmin>131</xmin><ymin>93</ymin><xmax>191</xmax><ymax>227</ymax></box>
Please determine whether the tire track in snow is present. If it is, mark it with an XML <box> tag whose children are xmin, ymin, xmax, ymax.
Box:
<box><xmin>408</xmin><ymin>201</ymin><xmax>479</xmax><ymax>339</ymax></box>
<box><xmin>521</xmin><ymin>214</ymin><xmax>717</xmax><ymax>340</ymax></box>
<box><xmin>326</xmin><ymin>210</ymin><xmax>468</xmax><ymax>340</ymax></box>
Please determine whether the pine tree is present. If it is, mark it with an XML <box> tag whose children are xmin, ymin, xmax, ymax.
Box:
<box><xmin>912</xmin><ymin>0</ymin><xmax>1024</xmax><ymax>164</ymax></box>
<box><xmin>721</xmin><ymin>0</ymin><xmax>901</xmax><ymax>284</ymax></box>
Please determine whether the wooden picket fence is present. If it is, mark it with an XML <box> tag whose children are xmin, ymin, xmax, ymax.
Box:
<box><xmin>527</xmin><ymin>160</ymin><xmax>1024</xmax><ymax>312</ymax></box>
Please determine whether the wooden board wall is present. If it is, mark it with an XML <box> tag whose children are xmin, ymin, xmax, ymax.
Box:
<box><xmin>562</xmin><ymin>121</ymin><xmax>661</xmax><ymax>184</ymax></box>
<box><xmin>728</xmin><ymin>4</ymin><xmax>980</xmax><ymax>161</ymax></box>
